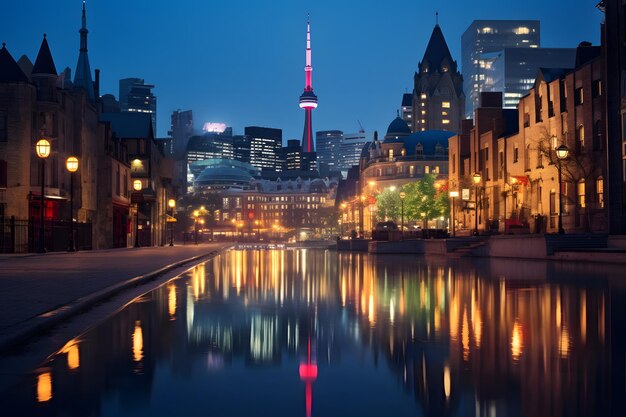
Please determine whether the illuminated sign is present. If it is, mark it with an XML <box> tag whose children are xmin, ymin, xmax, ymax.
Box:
<box><xmin>202</xmin><ymin>122</ymin><xmax>227</xmax><ymax>133</ymax></box>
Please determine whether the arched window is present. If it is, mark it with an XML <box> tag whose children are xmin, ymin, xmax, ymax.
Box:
<box><xmin>435</xmin><ymin>143</ymin><xmax>445</xmax><ymax>156</ymax></box>
<box><xmin>596</xmin><ymin>177</ymin><xmax>604</xmax><ymax>208</ymax></box>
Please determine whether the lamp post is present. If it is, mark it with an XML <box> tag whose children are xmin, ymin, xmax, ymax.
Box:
<box><xmin>399</xmin><ymin>191</ymin><xmax>406</xmax><ymax>238</ymax></box>
<box><xmin>193</xmin><ymin>210</ymin><xmax>200</xmax><ymax>245</ymax></box>
<box><xmin>66</xmin><ymin>156</ymin><xmax>79</xmax><ymax>252</ymax></box>
<box><xmin>421</xmin><ymin>211</ymin><xmax>427</xmax><ymax>233</ymax></box>
<box><xmin>133</xmin><ymin>179</ymin><xmax>142</xmax><ymax>247</ymax></box>
<box><xmin>340</xmin><ymin>203</ymin><xmax>347</xmax><ymax>237</ymax></box>
<box><xmin>449</xmin><ymin>191</ymin><xmax>459</xmax><ymax>238</ymax></box>
<box><xmin>555</xmin><ymin>144</ymin><xmax>569</xmax><ymax>234</ymax></box>
<box><xmin>35</xmin><ymin>139</ymin><xmax>51</xmax><ymax>253</ymax></box>
<box><xmin>359</xmin><ymin>195</ymin><xmax>366</xmax><ymax>239</ymax></box>
<box><xmin>168</xmin><ymin>198</ymin><xmax>175</xmax><ymax>246</ymax></box>
<box><xmin>472</xmin><ymin>173</ymin><xmax>482</xmax><ymax>236</ymax></box>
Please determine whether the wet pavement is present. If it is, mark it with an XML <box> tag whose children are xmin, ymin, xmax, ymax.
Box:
<box><xmin>1</xmin><ymin>248</ymin><xmax>625</xmax><ymax>416</ymax></box>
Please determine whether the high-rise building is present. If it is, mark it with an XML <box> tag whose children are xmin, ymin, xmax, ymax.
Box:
<box><xmin>480</xmin><ymin>47</ymin><xmax>576</xmax><ymax>108</ymax></box>
<box><xmin>280</xmin><ymin>140</ymin><xmax>303</xmax><ymax>171</ymax></box>
<box><xmin>316</xmin><ymin>130</ymin><xmax>342</xmax><ymax>172</ymax></box>
<box><xmin>119</xmin><ymin>78</ymin><xmax>157</xmax><ymax>133</ymax></box>
<box><xmin>245</xmin><ymin>126</ymin><xmax>282</xmax><ymax>170</ymax></box>
<box><xmin>233</xmin><ymin>135</ymin><xmax>251</xmax><ymax>164</ymax></box>
<box><xmin>400</xmin><ymin>94</ymin><xmax>412</xmax><ymax>127</ymax></box>
<box><xmin>462</xmin><ymin>20</ymin><xmax>541</xmax><ymax>117</ymax></box>
<box><xmin>411</xmin><ymin>24</ymin><xmax>464</xmax><ymax>134</ymax></box>
<box><xmin>186</xmin><ymin>128</ymin><xmax>234</xmax><ymax>164</ymax></box>
<box><xmin>169</xmin><ymin>110</ymin><xmax>194</xmax><ymax>158</ymax></box>
<box><xmin>338</xmin><ymin>132</ymin><xmax>369</xmax><ymax>172</ymax></box>
<box><xmin>73</xmin><ymin>2</ymin><xmax>95</xmax><ymax>102</ymax></box>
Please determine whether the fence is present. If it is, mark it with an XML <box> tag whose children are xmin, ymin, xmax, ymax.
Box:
<box><xmin>0</xmin><ymin>216</ymin><xmax>92</xmax><ymax>253</ymax></box>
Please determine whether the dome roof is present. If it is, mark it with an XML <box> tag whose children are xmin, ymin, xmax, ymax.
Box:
<box><xmin>384</xmin><ymin>117</ymin><xmax>411</xmax><ymax>142</ymax></box>
<box><xmin>195</xmin><ymin>164</ymin><xmax>254</xmax><ymax>187</ymax></box>
<box><xmin>309</xmin><ymin>178</ymin><xmax>328</xmax><ymax>193</ymax></box>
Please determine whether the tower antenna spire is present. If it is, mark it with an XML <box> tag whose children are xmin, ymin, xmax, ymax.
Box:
<box><xmin>436</xmin><ymin>11</ymin><xmax>439</xmax><ymax>26</ymax></box>
<box><xmin>299</xmin><ymin>14</ymin><xmax>318</xmax><ymax>156</ymax></box>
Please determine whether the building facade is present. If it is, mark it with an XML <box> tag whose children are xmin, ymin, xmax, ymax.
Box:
<box><xmin>462</xmin><ymin>20</ymin><xmax>540</xmax><ymax>118</ymax></box>
<box><xmin>411</xmin><ymin>24</ymin><xmax>464</xmax><ymax>134</ymax></box>
<box><xmin>315</xmin><ymin>130</ymin><xmax>342</xmax><ymax>173</ymax></box>
<box><xmin>338</xmin><ymin>131</ymin><xmax>368</xmax><ymax>172</ymax></box>
<box><xmin>119</xmin><ymin>78</ymin><xmax>157</xmax><ymax>133</ymax></box>
<box><xmin>245</xmin><ymin>126</ymin><xmax>282</xmax><ymax>171</ymax></box>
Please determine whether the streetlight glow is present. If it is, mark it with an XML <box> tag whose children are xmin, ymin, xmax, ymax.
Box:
<box><xmin>65</xmin><ymin>156</ymin><xmax>79</xmax><ymax>173</ymax></box>
<box><xmin>168</xmin><ymin>198</ymin><xmax>176</xmax><ymax>209</ymax></box>
<box><xmin>133</xmin><ymin>179</ymin><xmax>142</xmax><ymax>191</ymax></box>
<box><xmin>35</xmin><ymin>139</ymin><xmax>51</xmax><ymax>159</ymax></box>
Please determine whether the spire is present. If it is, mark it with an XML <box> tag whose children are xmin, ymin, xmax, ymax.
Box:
<box><xmin>0</xmin><ymin>43</ymin><xmax>29</xmax><ymax>83</ymax></box>
<box><xmin>419</xmin><ymin>24</ymin><xmax>456</xmax><ymax>73</ymax></box>
<box><xmin>74</xmin><ymin>1</ymin><xmax>95</xmax><ymax>101</ymax></box>
<box><xmin>436</xmin><ymin>11</ymin><xmax>439</xmax><ymax>26</ymax></box>
<box><xmin>32</xmin><ymin>35</ymin><xmax>57</xmax><ymax>76</ymax></box>
<box><xmin>304</xmin><ymin>13</ymin><xmax>312</xmax><ymax>90</ymax></box>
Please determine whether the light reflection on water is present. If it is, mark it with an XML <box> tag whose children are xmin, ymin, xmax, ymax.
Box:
<box><xmin>2</xmin><ymin>249</ymin><xmax>626</xmax><ymax>417</ymax></box>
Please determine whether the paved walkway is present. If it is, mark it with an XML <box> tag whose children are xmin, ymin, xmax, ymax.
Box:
<box><xmin>0</xmin><ymin>242</ymin><xmax>231</xmax><ymax>349</ymax></box>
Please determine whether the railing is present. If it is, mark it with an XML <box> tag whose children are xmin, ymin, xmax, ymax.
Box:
<box><xmin>1</xmin><ymin>216</ymin><xmax>92</xmax><ymax>253</ymax></box>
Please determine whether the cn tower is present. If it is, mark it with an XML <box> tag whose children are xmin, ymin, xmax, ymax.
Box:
<box><xmin>299</xmin><ymin>15</ymin><xmax>318</xmax><ymax>153</ymax></box>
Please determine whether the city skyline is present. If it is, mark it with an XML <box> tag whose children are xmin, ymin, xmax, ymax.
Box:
<box><xmin>0</xmin><ymin>0</ymin><xmax>603</xmax><ymax>140</ymax></box>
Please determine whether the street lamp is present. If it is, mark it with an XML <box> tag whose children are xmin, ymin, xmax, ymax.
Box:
<box><xmin>193</xmin><ymin>209</ymin><xmax>200</xmax><ymax>245</ymax></box>
<box><xmin>472</xmin><ymin>173</ymin><xmax>482</xmax><ymax>236</ymax></box>
<box><xmin>555</xmin><ymin>144</ymin><xmax>569</xmax><ymax>234</ymax></box>
<box><xmin>35</xmin><ymin>138</ymin><xmax>51</xmax><ymax>253</ymax></box>
<box><xmin>340</xmin><ymin>202</ymin><xmax>347</xmax><ymax>237</ymax></box>
<box><xmin>133</xmin><ymin>179</ymin><xmax>142</xmax><ymax>247</ymax></box>
<box><xmin>449</xmin><ymin>191</ymin><xmax>459</xmax><ymax>238</ymax></box>
<box><xmin>168</xmin><ymin>198</ymin><xmax>176</xmax><ymax>246</ymax></box>
<box><xmin>66</xmin><ymin>156</ymin><xmax>79</xmax><ymax>252</ymax></box>
<box><xmin>421</xmin><ymin>211</ymin><xmax>427</xmax><ymax>233</ymax></box>
<box><xmin>359</xmin><ymin>195</ymin><xmax>366</xmax><ymax>239</ymax></box>
<box><xmin>399</xmin><ymin>191</ymin><xmax>406</xmax><ymax>237</ymax></box>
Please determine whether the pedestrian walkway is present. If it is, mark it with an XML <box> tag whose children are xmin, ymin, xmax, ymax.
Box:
<box><xmin>0</xmin><ymin>242</ymin><xmax>231</xmax><ymax>350</ymax></box>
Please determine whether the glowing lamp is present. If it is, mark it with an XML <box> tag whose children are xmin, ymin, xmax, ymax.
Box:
<box><xmin>133</xmin><ymin>179</ymin><xmax>142</xmax><ymax>191</ymax></box>
<box><xmin>168</xmin><ymin>198</ymin><xmax>176</xmax><ymax>209</ymax></box>
<box><xmin>66</xmin><ymin>156</ymin><xmax>79</xmax><ymax>173</ymax></box>
<box><xmin>399</xmin><ymin>192</ymin><xmax>406</xmax><ymax>200</ymax></box>
<box><xmin>193</xmin><ymin>210</ymin><xmax>199</xmax><ymax>217</ymax></box>
<box><xmin>472</xmin><ymin>173</ymin><xmax>482</xmax><ymax>184</ymax></box>
<box><xmin>449</xmin><ymin>191</ymin><xmax>459</xmax><ymax>198</ymax></box>
<box><xmin>36</xmin><ymin>139</ymin><xmax>51</xmax><ymax>159</ymax></box>
<box><xmin>555</xmin><ymin>144</ymin><xmax>569</xmax><ymax>160</ymax></box>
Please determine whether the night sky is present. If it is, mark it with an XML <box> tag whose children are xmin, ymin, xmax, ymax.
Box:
<box><xmin>1</xmin><ymin>0</ymin><xmax>603</xmax><ymax>141</ymax></box>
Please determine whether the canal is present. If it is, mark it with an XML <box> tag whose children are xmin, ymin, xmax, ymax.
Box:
<box><xmin>2</xmin><ymin>249</ymin><xmax>626</xmax><ymax>416</ymax></box>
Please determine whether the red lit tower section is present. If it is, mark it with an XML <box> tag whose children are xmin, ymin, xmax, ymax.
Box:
<box><xmin>299</xmin><ymin>16</ymin><xmax>318</xmax><ymax>154</ymax></box>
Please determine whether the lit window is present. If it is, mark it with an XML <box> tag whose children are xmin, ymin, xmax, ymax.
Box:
<box><xmin>442</xmin><ymin>111</ymin><xmax>448</xmax><ymax>116</ymax></box>
<box><xmin>421</xmin><ymin>110</ymin><xmax>426</xmax><ymax>115</ymax></box>
<box><xmin>578</xmin><ymin>179</ymin><xmax>586</xmax><ymax>208</ymax></box>
<box><xmin>420</xmin><ymin>93</ymin><xmax>427</xmax><ymax>99</ymax></box>
<box><xmin>442</xmin><ymin>119</ymin><xmax>450</xmax><ymax>124</ymax></box>
<box><xmin>421</xmin><ymin>119</ymin><xmax>426</xmax><ymax>123</ymax></box>
<box><xmin>597</xmin><ymin>177</ymin><xmax>604</xmax><ymax>208</ymax></box>
<box><xmin>442</xmin><ymin>102</ymin><xmax>451</xmax><ymax>108</ymax></box>
<box><xmin>481</xmin><ymin>27</ymin><xmax>493</xmax><ymax>34</ymax></box>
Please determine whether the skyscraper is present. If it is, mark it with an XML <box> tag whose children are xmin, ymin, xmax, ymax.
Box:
<box><xmin>411</xmin><ymin>24</ymin><xmax>464</xmax><ymax>134</ymax></box>
<box><xmin>462</xmin><ymin>20</ymin><xmax>540</xmax><ymax>117</ymax></box>
<box><xmin>338</xmin><ymin>132</ymin><xmax>369</xmax><ymax>172</ymax></box>
<box><xmin>316</xmin><ymin>130</ymin><xmax>343</xmax><ymax>173</ymax></box>
<box><xmin>299</xmin><ymin>16</ymin><xmax>318</xmax><ymax>159</ymax></box>
<box><xmin>119</xmin><ymin>78</ymin><xmax>157</xmax><ymax>133</ymax></box>
<box><xmin>245</xmin><ymin>126</ymin><xmax>282</xmax><ymax>170</ymax></box>
<box><xmin>169</xmin><ymin>110</ymin><xmax>194</xmax><ymax>158</ymax></box>
<box><xmin>73</xmin><ymin>1</ymin><xmax>95</xmax><ymax>102</ymax></box>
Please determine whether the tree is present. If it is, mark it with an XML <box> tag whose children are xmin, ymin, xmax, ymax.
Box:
<box><xmin>401</xmin><ymin>174</ymin><xmax>448</xmax><ymax>222</ymax></box>
<box><xmin>375</xmin><ymin>188</ymin><xmax>402</xmax><ymax>221</ymax></box>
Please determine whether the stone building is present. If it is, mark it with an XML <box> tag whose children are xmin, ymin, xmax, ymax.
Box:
<box><xmin>449</xmin><ymin>44</ymin><xmax>607</xmax><ymax>234</ymax></box>
<box><xmin>410</xmin><ymin>24</ymin><xmax>465</xmax><ymax>134</ymax></box>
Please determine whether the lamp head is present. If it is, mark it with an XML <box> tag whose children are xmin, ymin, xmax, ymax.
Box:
<box><xmin>168</xmin><ymin>198</ymin><xmax>176</xmax><ymax>209</ymax></box>
<box><xmin>66</xmin><ymin>156</ymin><xmax>79</xmax><ymax>173</ymax></box>
<box><xmin>133</xmin><ymin>179</ymin><xmax>142</xmax><ymax>191</ymax></box>
<box><xmin>399</xmin><ymin>191</ymin><xmax>406</xmax><ymax>200</ymax></box>
<box><xmin>36</xmin><ymin>139</ymin><xmax>51</xmax><ymax>159</ymax></box>
<box><xmin>472</xmin><ymin>173</ymin><xmax>482</xmax><ymax>184</ymax></box>
<box><xmin>555</xmin><ymin>144</ymin><xmax>569</xmax><ymax>160</ymax></box>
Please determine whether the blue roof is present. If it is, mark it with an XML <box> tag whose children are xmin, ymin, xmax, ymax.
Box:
<box><xmin>384</xmin><ymin>117</ymin><xmax>411</xmax><ymax>140</ymax></box>
<box><xmin>195</xmin><ymin>165</ymin><xmax>254</xmax><ymax>185</ymax></box>
<box><xmin>396</xmin><ymin>130</ymin><xmax>454</xmax><ymax>156</ymax></box>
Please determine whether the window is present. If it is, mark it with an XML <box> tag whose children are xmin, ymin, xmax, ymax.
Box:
<box><xmin>442</xmin><ymin>119</ymin><xmax>450</xmax><ymax>124</ymax></box>
<box><xmin>420</xmin><ymin>93</ymin><xmax>427</xmax><ymax>100</ymax></box>
<box><xmin>0</xmin><ymin>111</ymin><xmax>7</xmax><ymax>142</ymax></box>
<box><xmin>425</xmin><ymin>166</ymin><xmax>430</xmax><ymax>174</ymax></box>
<box><xmin>550</xmin><ymin>189</ymin><xmax>557</xmax><ymax>214</ymax></box>
<box><xmin>537</xmin><ymin>144</ymin><xmax>543</xmax><ymax>168</ymax></box>
<box><xmin>435</xmin><ymin>143</ymin><xmax>445</xmax><ymax>155</ymax></box>
<box><xmin>577</xmin><ymin>179</ymin><xmax>586</xmax><ymax>208</ymax></box>
<box><xmin>115</xmin><ymin>165</ymin><xmax>120</xmax><ymax>196</ymax></box>
<box><xmin>592</xmin><ymin>79</ymin><xmax>602</xmax><ymax>98</ymax></box>
<box><xmin>442</xmin><ymin>102</ymin><xmax>451</xmax><ymax>108</ymax></box>
<box><xmin>524</xmin><ymin>145</ymin><xmax>531</xmax><ymax>171</ymax></box>
<box><xmin>415</xmin><ymin>143</ymin><xmax>424</xmax><ymax>158</ymax></box>
<box><xmin>513</xmin><ymin>145</ymin><xmax>519</xmax><ymax>163</ymax></box>
<box><xmin>0</xmin><ymin>159</ymin><xmax>6</xmax><ymax>189</ymax></box>
<box><xmin>574</xmin><ymin>87</ymin><xmax>584</xmax><ymax>105</ymax></box>
<box><xmin>577</xmin><ymin>125</ymin><xmax>585</xmax><ymax>153</ymax></box>
<box><xmin>388</xmin><ymin>149</ymin><xmax>394</xmax><ymax>159</ymax></box>
<box><xmin>498</xmin><ymin>150</ymin><xmax>504</xmax><ymax>179</ymax></box>
<box><xmin>593</xmin><ymin>120</ymin><xmax>602</xmax><ymax>151</ymax></box>
<box><xmin>452</xmin><ymin>154</ymin><xmax>456</xmax><ymax>174</ymax></box>
<box><xmin>597</xmin><ymin>177</ymin><xmax>604</xmax><ymax>208</ymax></box>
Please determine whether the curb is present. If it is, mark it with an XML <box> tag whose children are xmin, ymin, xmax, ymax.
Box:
<box><xmin>0</xmin><ymin>245</ymin><xmax>233</xmax><ymax>353</ymax></box>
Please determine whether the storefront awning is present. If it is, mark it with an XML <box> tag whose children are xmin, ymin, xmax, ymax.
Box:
<box><xmin>510</xmin><ymin>176</ymin><xmax>529</xmax><ymax>186</ymax></box>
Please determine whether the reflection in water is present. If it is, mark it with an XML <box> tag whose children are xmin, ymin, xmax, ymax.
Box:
<box><xmin>2</xmin><ymin>250</ymin><xmax>625</xmax><ymax>416</ymax></box>
<box><xmin>36</xmin><ymin>372</ymin><xmax>52</xmax><ymax>403</ymax></box>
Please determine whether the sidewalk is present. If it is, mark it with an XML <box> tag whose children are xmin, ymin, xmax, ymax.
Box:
<box><xmin>0</xmin><ymin>242</ymin><xmax>231</xmax><ymax>350</ymax></box>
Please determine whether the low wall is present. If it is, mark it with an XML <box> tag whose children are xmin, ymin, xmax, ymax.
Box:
<box><xmin>608</xmin><ymin>235</ymin><xmax>626</xmax><ymax>249</ymax></box>
<box><xmin>487</xmin><ymin>235</ymin><xmax>548</xmax><ymax>259</ymax></box>
<box><xmin>368</xmin><ymin>240</ymin><xmax>424</xmax><ymax>254</ymax></box>
<box><xmin>337</xmin><ymin>239</ymin><xmax>370</xmax><ymax>252</ymax></box>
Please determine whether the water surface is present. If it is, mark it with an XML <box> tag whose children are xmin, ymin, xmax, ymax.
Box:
<box><xmin>2</xmin><ymin>249</ymin><xmax>625</xmax><ymax>417</ymax></box>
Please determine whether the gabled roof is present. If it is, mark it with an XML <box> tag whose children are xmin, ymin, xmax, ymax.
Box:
<box><xmin>32</xmin><ymin>35</ymin><xmax>57</xmax><ymax>76</ymax></box>
<box><xmin>419</xmin><ymin>25</ymin><xmax>455</xmax><ymax>72</ymax></box>
<box><xmin>0</xmin><ymin>44</ymin><xmax>29</xmax><ymax>83</ymax></box>
<box><xmin>100</xmin><ymin>112</ymin><xmax>153</xmax><ymax>139</ymax></box>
